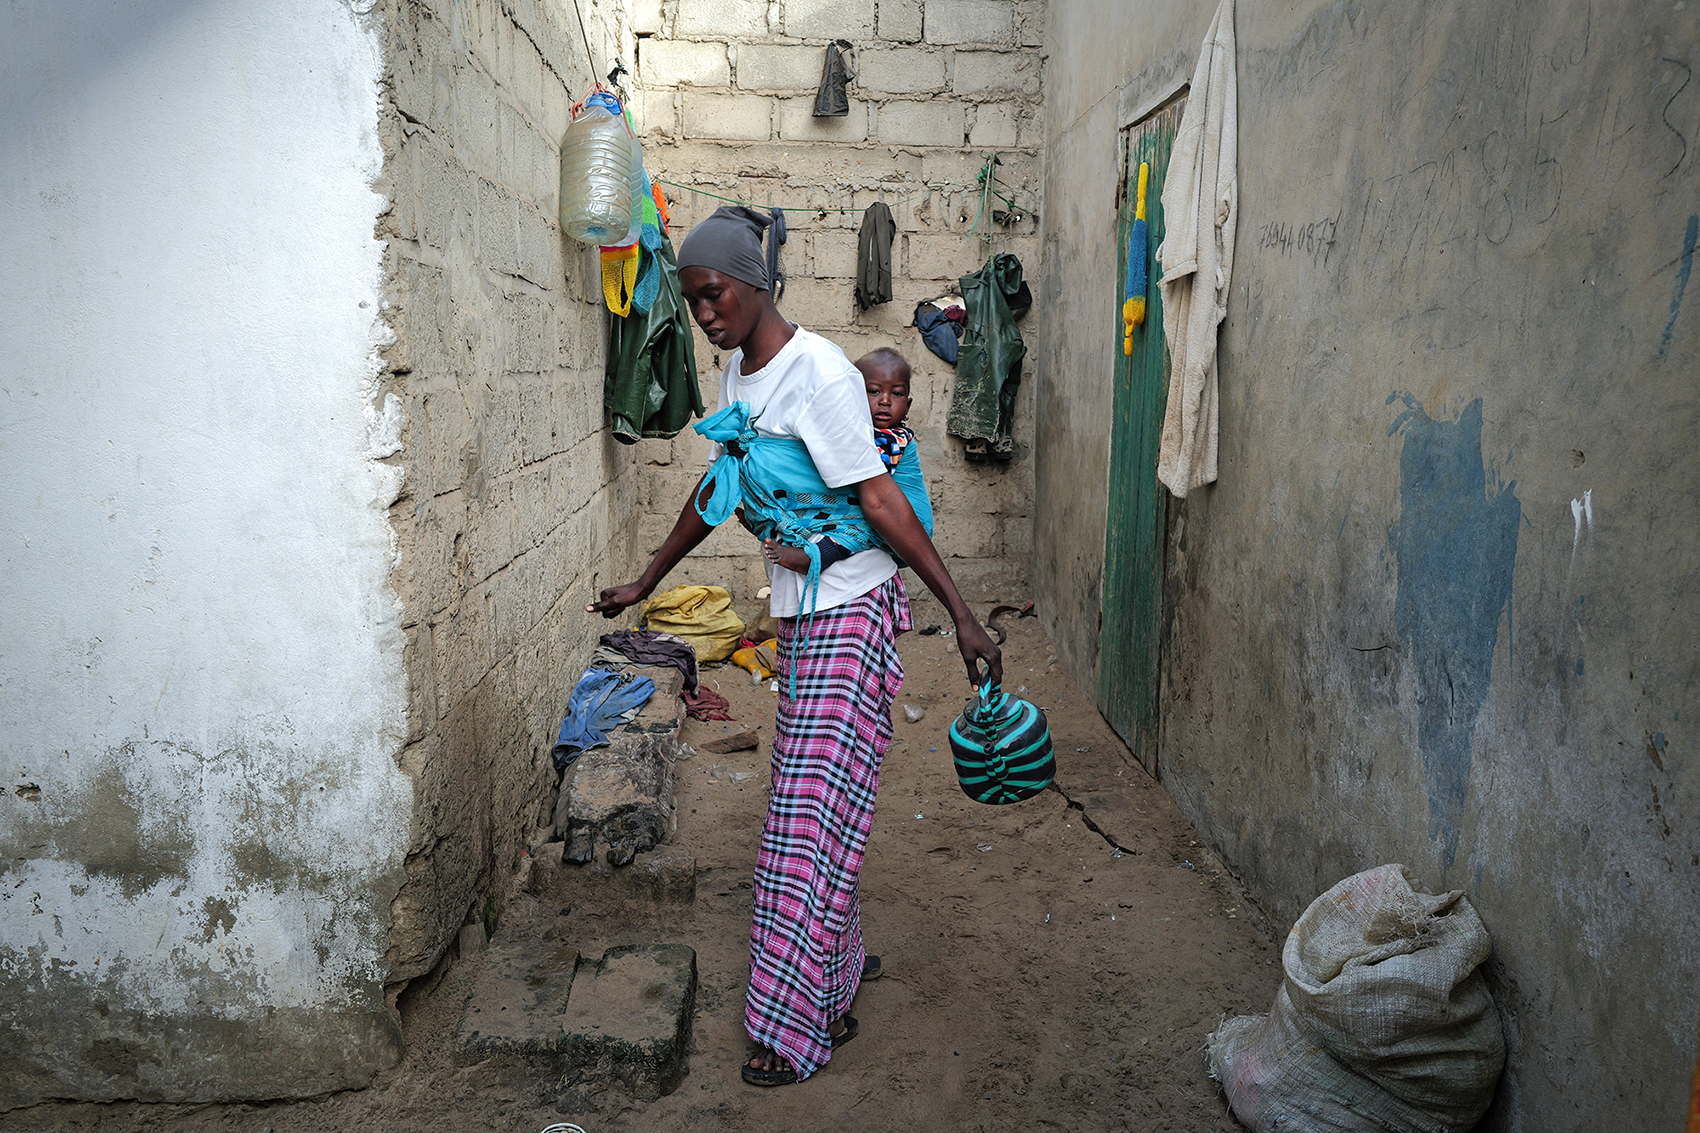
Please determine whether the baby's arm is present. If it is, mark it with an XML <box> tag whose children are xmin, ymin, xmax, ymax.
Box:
<box><xmin>763</xmin><ymin>535</ymin><xmax>853</xmax><ymax>575</ymax></box>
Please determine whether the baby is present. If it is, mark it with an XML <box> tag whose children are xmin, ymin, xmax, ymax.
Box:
<box><xmin>763</xmin><ymin>347</ymin><xmax>934</xmax><ymax>574</ymax></box>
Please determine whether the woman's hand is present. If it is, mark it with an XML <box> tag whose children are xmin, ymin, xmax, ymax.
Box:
<box><xmin>587</xmin><ymin>581</ymin><xmax>648</xmax><ymax>619</ymax></box>
<box><xmin>854</xmin><ymin>472</ymin><xmax>1005</xmax><ymax>692</ymax></box>
<box><xmin>954</xmin><ymin>615</ymin><xmax>1003</xmax><ymax>689</ymax></box>
<box><xmin>587</xmin><ymin>471</ymin><xmax>718</xmax><ymax>620</ymax></box>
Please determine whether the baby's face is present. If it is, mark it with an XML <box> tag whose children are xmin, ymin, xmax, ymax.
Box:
<box><xmin>861</xmin><ymin>365</ymin><xmax>912</xmax><ymax>430</ymax></box>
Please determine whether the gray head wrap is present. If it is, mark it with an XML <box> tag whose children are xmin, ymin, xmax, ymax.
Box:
<box><xmin>677</xmin><ymin>205</ymin><xmax>771</xmax><ymax>289</ymax></box>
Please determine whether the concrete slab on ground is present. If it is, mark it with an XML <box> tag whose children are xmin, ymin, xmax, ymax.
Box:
<box><xmin>561</xmin><ymin>943</ymin><xmax>697</xmax><ymax>1102</ymax></box>
<box><xmin>454</xmin><ymin>941</ymin><xmax>580</xmax><ymax>1066</ymax></box>
<box><xmin>555</xmin><ymin>665</ymin><xmax>685</xmax><ymax>865</ymax></box>
<box><xmin>453</xmin><ymin>940</ymin><xmax>696</xmax><ymax>1103</ymax></box>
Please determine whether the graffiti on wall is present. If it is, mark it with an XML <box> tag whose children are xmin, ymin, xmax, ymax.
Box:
<box><xmin>1388</xmin><ymin>394</ymin><xmax>1522</xmax><ymax>867</ymax></box>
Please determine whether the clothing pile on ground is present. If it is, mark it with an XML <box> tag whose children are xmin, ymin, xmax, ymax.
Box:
<box><xmin>594</xmin><ymin>627</ymin><xmax>699</xmax><ymax>692</ymax></box>
<box><xmin>551</xmin><ymin>668</ymin><xmax>656</xmax><ymax>769</ymax></box>
<box><xmin>553</xmin><ymin>621</ymin><xmax>752</xmax><ymax>767</ymax></box>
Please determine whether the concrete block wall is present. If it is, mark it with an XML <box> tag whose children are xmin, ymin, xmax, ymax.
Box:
<box><xmin>376</xmin><ymin>0</ymin><xmax>639</xmax><ymax>984</ymax></box>
<box><xmin>1037</xmin><ymin>2</ymin><xmax>1700</xmax><ymax>1129</ymax></box>
<box><xmin>625</xmin><ymin>0</ymin><xmax>1046</xmax><ymax>622</ymax></box>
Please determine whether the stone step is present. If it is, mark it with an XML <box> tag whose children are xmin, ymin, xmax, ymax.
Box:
<box><xmin>553</xmin><ymin>665</ymin><xmax>686</xmax><ymax>866</ymax></box>
<box><xmin>454</xmin><ymin>940</ymin><xmax>697</xmax><ymax>1103</ymax></box>
<box><xmin>532</xmin><ymin>839</ymin><xmax>698</xmax><ymax>916</ymax></box>
<box><xmin>560</xmin><ymin>943</ymin><xmax>697</xmax><ymax>1101</ymax></box>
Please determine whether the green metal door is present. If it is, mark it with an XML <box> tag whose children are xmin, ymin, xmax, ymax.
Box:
<box><xmin>1099</xmin><ymin>99</ymin><xmax>1184</xmax><ymax>776</ymax></box>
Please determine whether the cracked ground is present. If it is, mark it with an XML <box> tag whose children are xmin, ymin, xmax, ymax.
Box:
<box><xmin>11</xmin><ymin>610</ymin><xmax>1279</xmax><ymax>1133</ymax></box>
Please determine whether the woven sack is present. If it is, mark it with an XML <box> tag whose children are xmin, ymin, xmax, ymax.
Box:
<box><xmin>1207</xmin><ymin>864</ymin><xmax>1505</xmax><ymax>1133</ymax></box>
<box><xmin>949</xmin><ymin>683</ymin><xmax>1055</xmax><ymax>804</ymax></box>
<box><xmin>640</xmin><ymin>585</ymin><xmax>745</xmax><ymax>663</ymax></box>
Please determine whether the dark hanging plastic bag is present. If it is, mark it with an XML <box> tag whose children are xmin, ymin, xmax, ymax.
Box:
<box><xmin>813</xmin><ymin>39</ymin><xmax>854</xmax><ymax>117</ymax></box>
<box><xmin>949</xmin><ymin>683</ymin><xmax>1055</xmax><ymax>804</ymax></box>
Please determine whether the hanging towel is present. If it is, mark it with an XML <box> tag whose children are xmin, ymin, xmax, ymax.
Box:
<box><xmin>766</xmin><ymin>208</ymin><xmax>787</xmax><ymax>304</ymax></box>
<box><xmin>552</xmin><ymin>668</ymin><xmax>657</xmax><ymax>770</ymax></box>
<box><xmin>1155</xmin><ymin>0</ymin><xmax>1237</xmax><ymax>497</ymax></box>
<box><xmin>605</xmin><ymin>229</ymin><xmax>706</xmax><ymax>442</ymax></box>
<box><xmin>855</xmin><ymin>202</ymin><xmax>895</xmax><ymax>310</ymax></box>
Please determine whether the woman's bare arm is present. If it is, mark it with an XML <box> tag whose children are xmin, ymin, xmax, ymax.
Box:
<box><xmin>855</xmin><ymin>471</ymin><xmax>1003</xmax><ymax>688</ymax></box>
<box><xmin>587</xmin><ymin>473</ymin><xmax>716</xmax><ymax>617</ymax></box>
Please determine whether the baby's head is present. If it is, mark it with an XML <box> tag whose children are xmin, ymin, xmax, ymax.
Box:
<box><xmin>855</xmin><ymin>348</ymin><xmax>913</xmax><ymax>431</ymax></box>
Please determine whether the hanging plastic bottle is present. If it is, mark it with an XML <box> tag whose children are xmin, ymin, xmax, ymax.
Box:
<box><xmin>614</xmin><ymin>131</ymin><xmax>646</xmax><ymax>248</ymax></box>
<box><xmin>559</xmin><ymin>91</ymin><xmax>636</xmax><ymax>245</ymax></box>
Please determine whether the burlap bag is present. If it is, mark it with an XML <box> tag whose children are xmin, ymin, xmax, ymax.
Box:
<box><xmin>1208</xmin><ymin>864</ymin><xmax>1505</xmax><ymax>1132</ymax></box>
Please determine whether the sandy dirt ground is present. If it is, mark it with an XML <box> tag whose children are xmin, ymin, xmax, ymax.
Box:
<box><xmin>10</xmin><ymin>607</ymin><xmax>1280</xmax><ymax>1133</ymax></box>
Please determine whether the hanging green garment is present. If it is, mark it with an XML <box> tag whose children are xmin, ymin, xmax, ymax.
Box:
<box><xmin>946</xmin><ymin>252</ymin><xmax>1027</xmax><ymax>448</ymax></box>
<box><xmin>605</xmin><ymin>231</ymin><xmax>704</xmax><ymax>443</ymax></box>
<box><xmin>855</xmin><ymin>202</ymin><xmax>894</xmax><ymax>311</ymax></box>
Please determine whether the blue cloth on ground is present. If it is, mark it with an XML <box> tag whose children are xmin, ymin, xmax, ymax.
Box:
<box><xmin>552</xmin><ymin>668</ymin><xmax>656</xmax><ymax>770</ymax></box>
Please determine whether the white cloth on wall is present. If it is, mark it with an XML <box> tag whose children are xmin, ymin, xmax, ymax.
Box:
<box><xmin>1155</xmin><ymin>0</ymin><xmax>1237</xmax><ymax>497</ymax></box>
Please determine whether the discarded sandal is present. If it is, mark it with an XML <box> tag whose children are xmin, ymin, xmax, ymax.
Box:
<box><xmin>860</xmin><ymin>955</ymin><xmax>883</xmax><ymax>981</ymax></box>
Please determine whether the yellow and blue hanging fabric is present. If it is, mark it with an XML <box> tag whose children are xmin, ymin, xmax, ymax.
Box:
<box><xmin>1123</xmin><ymin>161</ymin><xmax>1150</xmax><ymax>354</ymax></box>
<box><xmin>604</xmin><ymin>184</ymin><xmax>703</xmax><ymax>441</ymax></box>
<box><xmin>598</xmin><ymin>94</ymin><xmax>664</xmax><ymax>317</ymax></box>
<box><xmin>629</xmin><ymin>170</ymin><xmax>664</xmax><ymax>313</ymax></box>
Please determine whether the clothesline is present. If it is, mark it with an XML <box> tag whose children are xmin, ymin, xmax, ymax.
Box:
<box><xmin>653</xmin><ymin>169</ymin><xmax>1024</xmax><ymax>217</ymax></box>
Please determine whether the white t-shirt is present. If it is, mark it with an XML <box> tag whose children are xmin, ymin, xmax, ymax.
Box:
<box><xmin>709</xmin><ymin>327</ymin><xmax>896</xmax><ymax>617</ymax></box>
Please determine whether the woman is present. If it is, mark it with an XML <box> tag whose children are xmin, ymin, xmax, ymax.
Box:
<box><xmin>588</xmin><ymin>206</ymin><xmax>1000</xmax><ymax>1086</ymax></box>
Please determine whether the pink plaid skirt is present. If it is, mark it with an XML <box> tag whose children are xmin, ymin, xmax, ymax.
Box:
<box><xmin>745</xmin><ymin>574</ymin><xmax>912</xmax><ymax>1079</ymax></box>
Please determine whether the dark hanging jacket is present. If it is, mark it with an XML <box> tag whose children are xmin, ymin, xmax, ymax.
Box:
<box><xmin>813</xmin><ymin>40</ymin><xmax>854</xmax><ymax>117</ymax></box>
<box><xmin>605</xmin><ymin>231</ymin><xmax>704</xmax><ymax>443</ymax></box>
<box><xmin>855</xmin><ymin>202</ymin><xmax>895</xmax><ymax>311</ymax></box>
<box><xmin>946</xmin><ymin>252</ymin><xmax>1027</xmax><ymax>443</ymax></box>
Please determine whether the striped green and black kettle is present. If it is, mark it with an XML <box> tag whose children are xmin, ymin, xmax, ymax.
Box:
<box><xmin>948</xmin><ymin>682</ymin><xmax>1055</xmax><ymax>804</ymax></box>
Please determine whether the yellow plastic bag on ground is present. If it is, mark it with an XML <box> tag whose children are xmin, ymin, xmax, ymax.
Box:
<box><xmin>640</xmin><ymin>585</ymin><xmax>746</xmax><ymax>663</ymax></box>
<box><xmin>732</xmin><ymin>638</ymin><xmax>779</xmax><ymax>680</ymax></box>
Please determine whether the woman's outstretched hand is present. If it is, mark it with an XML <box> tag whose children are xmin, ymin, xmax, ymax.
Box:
<box><xmin>955</xmin><ymin>616</ymin><xmax>1003</xmax><ymax>689</ymax></box>
<box><xmin>587</xmin><ymin>581</ymin><xmax>647</xmax><ymax>619</ymax></box>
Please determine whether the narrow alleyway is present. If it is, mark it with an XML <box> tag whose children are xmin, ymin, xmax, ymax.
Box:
<box><xmin>12</xmin><ymin>614</ymin><xmax>1277</xmax><ymax>1133</ymax></box>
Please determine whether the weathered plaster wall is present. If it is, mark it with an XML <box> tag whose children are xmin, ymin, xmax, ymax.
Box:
<box><xmin>376</xmin><ymin>0</ymin><xmax>638</xmax><ymax>983</ymax></box>
<box><xmin>628</xmin><ymin>0</ymin><xmax>1046</xmax><ymax>617</ymax></box>
<box><xmin>1039</xmin><ymin>1</ymin><xmax>1700</xmax><ymax>1129</ymax></box>
<box><xmin>0</xmin><ymin>0</ymin><xmax>410</xmax><ymax>1106</ymax></box>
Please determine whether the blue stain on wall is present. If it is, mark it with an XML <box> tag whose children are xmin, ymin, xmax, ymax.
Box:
<box><xmin>1388</xmin><ymin>393</ymin><xmax>1522</xmax><ymax>867</ymax></box>
<box><xmin>1662</xmin><ymin>214</ymin><xmax>1697</xmax><ymax>357</ymax></box>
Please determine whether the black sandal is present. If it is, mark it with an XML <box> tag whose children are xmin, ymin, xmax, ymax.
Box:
<box><xmin>740</xmin><ymin>1018</ymin><xmax>858</xmax><ymax>1087</ymax></box>
<box><xmin>831</xmin><ymin>1015</ymin><xmax>859</xmax><ymax>1048</ymax></box>
<box><xmin>861</xmin><ymin>955</ymin><xmax>883</xmax><ymax>981</ymax></box>
<box><xmin>741</xmin><ymin>1057</ymin><xmax>799</xmax><ymax>1087</ymax></box>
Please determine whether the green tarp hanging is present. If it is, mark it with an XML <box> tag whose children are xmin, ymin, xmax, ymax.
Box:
<box><xmin>605</xmin><ymin>231</ymin><xmax>704</xmax><ymax>443</ymax></box>
<box><xmin>946</xmin><ymin>252</ymin><xmax>1027</xmax><ymax>452</ymax></box>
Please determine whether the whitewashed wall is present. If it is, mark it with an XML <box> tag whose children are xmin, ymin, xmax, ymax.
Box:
<box><xmin>0</xmin><ymin>0</ymin><xmax>412</xmax><ymax>1105</ymax></box>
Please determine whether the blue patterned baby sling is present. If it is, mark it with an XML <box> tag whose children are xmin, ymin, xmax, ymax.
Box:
<box><xmin>693</xmin><ymin>401</ymin><xmax>930</xmax><ymax>694</ymax></box>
